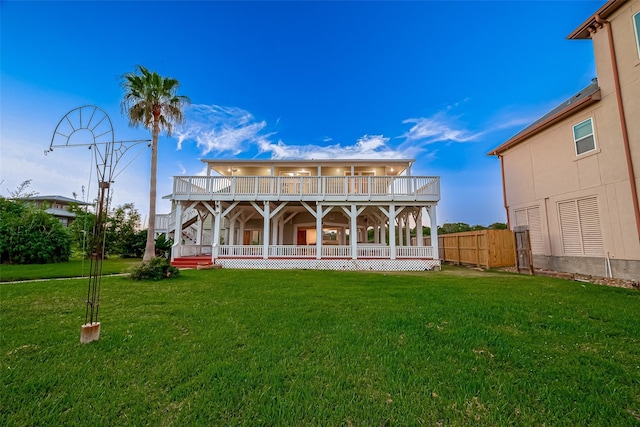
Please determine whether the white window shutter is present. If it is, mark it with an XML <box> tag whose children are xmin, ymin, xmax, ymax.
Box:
<box><xmin>578</xmin><ymin>197</ymin><xmax>604</xmax><ymax>256</ymax></box>
<box><xmin>558</xmin><ymin>197</ymin><xmax>603</xmax><ymax>256</ymax></box>
<box><xmin>559</xmin><ymin>201</ymin><xmax>582</xmax><ymax>256</ymax></box>
<box><xmin>527</xmin><ymin>207</ymin><xmax>544</xmax><ymax>254</ymax></box>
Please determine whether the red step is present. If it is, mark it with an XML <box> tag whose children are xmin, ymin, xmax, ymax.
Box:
<box><xmin>171</xmin><ymin>256</ymin><xmax>214</xmax><ymax>269</ymax></box>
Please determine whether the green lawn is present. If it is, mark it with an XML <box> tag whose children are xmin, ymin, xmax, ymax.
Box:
<box><xmin>1</xmin><ymin>267</ymin><xmax>639</xmax><ymax>426</ymax></box>
<box><xmin>0</xmin><ymin>258</ymin><xmax>142</xmax><ymax>282</ymax></box>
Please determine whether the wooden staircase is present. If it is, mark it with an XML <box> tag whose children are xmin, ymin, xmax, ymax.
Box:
<box><xmin>171</xmin><ymin>256</ymin><xmax>214</xmax><ymax>269</ymax></box>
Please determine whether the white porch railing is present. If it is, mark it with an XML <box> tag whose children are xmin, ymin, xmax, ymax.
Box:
<box><xmin>155</xmin><ymin>205</ymin><xmax>200</xmax><ymax>234</ymax></box>
<box><xmin>172</xmin><ymin>175</ymin><xmax>440</xmax><ymax>201</ymax></box>
<box><xmin>322</xmin><ymin>246</ymin><xmax>351</xmax><ymax>258</ymax></box>
<box><xmin>269</xmin><ymin>245</ymin><xmax>317</xmax><ymax>257</ymax></box>
<box><xmin>396</xmin><ymin>246</ymin><xmax>434</xmax><ymax>258</ymax></box>
<box><xmin>218</xmin><ymin>245</ymin><xmax>264</xmax><ymax>257</ymax></box>
<box><xmin>155</xmin><ymin>213</ymin><xmax>171</xmax><ymax>232</ymax></box>
<box><xmin>178</xmin><ymin>244</ymin><xmax>213</xmax><ymax>257</ymax></box>
<box><xmin>213</xmin><ymin>245</ymin><xmax>435</xmax><ymax>259</ymax></box>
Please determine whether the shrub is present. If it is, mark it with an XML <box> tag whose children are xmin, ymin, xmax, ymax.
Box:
<box><xmin>0</xmin><ymin>198</ymin><xmax>71</xmax><ymax>264</ymax></box>
<box><xmin>129</xmin><ymin>257</ymin><xmax>180</xmax><ymax>281</ymax></box>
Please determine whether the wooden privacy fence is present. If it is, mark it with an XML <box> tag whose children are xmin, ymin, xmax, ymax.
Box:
<box><xmin>421</xmin><ymin>230</ymin><xmax>516</xmax><ymax>268</ymax></box>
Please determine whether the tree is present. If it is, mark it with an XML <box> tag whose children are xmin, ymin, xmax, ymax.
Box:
<box><xmin>0</xmin><ymin>198</ymin><xmax>71</xmax><ymax>264</ymax></box>
<box><xmin>488</xmin><ymin>222</ymin><xmax>508</xmax><ymax>230</ymax></box>
<box><xmin>68</xmin><ymin>203</ymin><xmax>96</xmax><ymax>258</ymax></box>
<box><xmin>438</xmin><ymin>222</ymin><xmax>472</xmax><ymax>235</ymax></box>
<box><xmin>121</xmin><ymin>65</ymin><xmax>190</xmax><ymax>261</ymax></box>
<box><xmin>8</xmin><ymin>179</ymin><xmax>38</xmax><ymax>199</ymax></box>
<box><xmin>70</xmin><ymin>202</ymin><xmax>146</xmax><ymax>258</ymax></box>
<box><xmin>106</xmin><ymin>203</ymin><xmax>143</xmax><ymax>257</ymax></box>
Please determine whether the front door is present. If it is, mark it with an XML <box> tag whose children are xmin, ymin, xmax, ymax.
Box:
<box><xmin>297</xmin><ymin>229</ymin><xmax>307</xmax><ymax>245</ymax></box>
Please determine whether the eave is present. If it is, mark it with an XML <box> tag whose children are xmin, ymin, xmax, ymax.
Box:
<box><xmin>567</xmin><ymin>0</ymin><xmax>626</xmax><ymax>40</ymax></box>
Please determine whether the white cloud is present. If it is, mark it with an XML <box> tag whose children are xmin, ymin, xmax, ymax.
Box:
<box><xmin>402</xmin><ymin>112</ymin><xmax>483</xmax><ymax>145</ymax></box>
<box><xmin>257</xmin><ymin>135</ymin><xmax>407</xmax><ymax>160</ymax></box>
<box><xmin>175</xmin><ymin>104</ymin><xmax>272</xmax><ymax>155</ymax></box>
<box><xmin>172</xmin><ymin>101</ymin><xmax>546</xmax><ymax>167</ymax></box>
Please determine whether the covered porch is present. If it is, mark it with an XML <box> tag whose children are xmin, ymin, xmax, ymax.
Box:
<box><xmin>167</xmin><ymin>199</ymin><xmax>440</xmax><ymax>271</ymax></box>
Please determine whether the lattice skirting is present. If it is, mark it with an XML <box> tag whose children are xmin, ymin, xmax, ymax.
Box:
<box><xmin>215</xmin><ymin>258</ymin><xmax>441</xmax><ymax>271</ymax></box>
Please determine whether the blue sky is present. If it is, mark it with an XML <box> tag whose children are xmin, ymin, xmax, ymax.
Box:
<box><xmin>1</xmin><ymin>0</ymin><xmax>601</xmax><ymax>226</ymax></box>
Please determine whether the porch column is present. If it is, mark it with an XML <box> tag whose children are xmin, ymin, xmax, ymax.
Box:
<box><xmin>316</xmin><ymin>203</ymin><xmax>322</xmax><ymax>260</ymax></box>
<box><xmin>263</xmin><ymin>201</ymin><xmax>270</xmax><ymax>259</ymax></box>
<box><xmin>427</xmin><ymin>205</ymin><xmax>439</xmax><ymax>260</ymax></box>
<box><xmin>350</xmin><ymin>204</ymin><xmax>357</xmax><ymax>259</ymax></box>
<box><xmin>196</xmin><ymin>214</ymin><xmax>203</xmax><ymax>245</ymax></box>
<box><xmin>278</xmin><ymin>217</ymin><xmax>284</xmax><ymax>245</ymax></box>
<box><xmin>398</xmin><ymin>216</ymin><xmax>404</xmax><ymax>247</ymax></box>
<box><xmin>229</xmin><ymin>217</ymin><xmax>236</xmax><ymax>245</ymax></box>
<box><xmin>389</xmin><ymin>205</ymin><xmax>396</xmax><ymax>260</ymax></box>
<box><xmin>373</xmin><ymin>221</ymin><xmax>379</xmax><ymax>244</ymax></box>
<box><xmin>417</xmin><ymin>209</ymin><xmax>424</xmax><ymax>247</ymax></box>
<box><xmin>212</xmin><ymin>201</ymin><xmax>222</xmax><ymax>259</ymax></box>
<box><xmin>271</xmin><ymin>217</ymin><xmax>278</xmax><ymax>245</ymax></box>
<box><xmin>171</xmin><ymin>202</ymin><xmax>183</xmax><ymax>261</ymax></box>
<box><xmin>405</xmin><ymin>212</ymin><xmax>411</xmax><ymax>248</ymax></box>
<box><xmin>381</xmin><ymin>219</ymin><xmax>386</xmax><ymax>245</ymax></box>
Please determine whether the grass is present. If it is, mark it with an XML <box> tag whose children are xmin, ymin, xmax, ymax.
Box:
<box><xmin>0</xmin><ymin>258</ymin><xmax>142</xmax><ymax>282</ymax></box>
<box><xmin>1</xmin><ymin>267</ymin><xmax>639</xmax><ymax>425</ymax></box>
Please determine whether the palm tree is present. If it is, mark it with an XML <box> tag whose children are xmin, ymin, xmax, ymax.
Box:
<box><xmin>121</xmin><ymin>65</ymin><xmax>190</xmax><ymax>261</ymax></box>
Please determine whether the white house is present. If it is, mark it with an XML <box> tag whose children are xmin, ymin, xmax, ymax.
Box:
<box><xmin>158</xmin><ymin>158</ymin><xmax>441</xmax><ymax>271</ymax></box>
<box><xmin>20</xmin><ymin>195</ymin><xmax>91</xmax><ymax>227</ymax></box>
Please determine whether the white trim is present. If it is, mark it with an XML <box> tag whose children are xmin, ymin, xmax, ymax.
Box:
<box><xmin>573</xmin><ymin>117</ymin><xmax>596</xmax><ymax>156</ymax></box>
<box><xmin>634</xmin><ymin>11</ymin><xmax>640</xmax><ymax>60</ymax></box>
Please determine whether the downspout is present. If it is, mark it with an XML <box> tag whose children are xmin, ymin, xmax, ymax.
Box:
<box><xmin>498</xmin><ymin>154</ymin><xmax>511</xmax><ymax>229</ymax></box>
<box><xmin>596</xmin><ymin>14</ymin><xmax>640</xmax><ymax>243</ymax></box>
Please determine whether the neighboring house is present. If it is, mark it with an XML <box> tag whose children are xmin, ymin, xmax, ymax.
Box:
<box><xmin>20</xmin><ymin>195</ymin><xmax>91</xmax><ymax>227</ymax></box>
<box><xmin>159</xmin><ymin>159</ymin><xmax>441</xmax><ymax>271</ymax></box>
<box><xmin>489</xmin><ymin>0</ymin><xmax>640</xmax><ymax>280</ymax></box>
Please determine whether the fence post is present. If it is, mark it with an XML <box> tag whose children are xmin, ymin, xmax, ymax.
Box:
<box><xmin>514</xmin><ymin>225</ymin><xmax>534</xmax><ymax>275</ymax></box>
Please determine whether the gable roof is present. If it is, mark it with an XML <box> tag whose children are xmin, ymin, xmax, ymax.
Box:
<box><xmin>19</xmin><ymin>195</ymin><xmax>91</xmax><ymax>205</ymax></box>
<box><xmin>487</xmin><ymin>79</ymin><xmax>601</xmax><ymax>156</ymax></box>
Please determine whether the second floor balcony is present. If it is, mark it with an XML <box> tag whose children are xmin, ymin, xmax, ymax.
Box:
<box><xmin>171</xmin><ymin>175</ymin><xmax>440</xmax><ymax>203</ymax></box>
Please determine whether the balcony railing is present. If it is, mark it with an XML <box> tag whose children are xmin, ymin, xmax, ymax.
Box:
<box><xmin>172</xmin><ymin>175</ymin><xmax>440</xmax><ymax>201</ymax></box>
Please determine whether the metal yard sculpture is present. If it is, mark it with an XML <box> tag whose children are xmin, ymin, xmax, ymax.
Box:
<box><xmin>47</xmin><ymin>105</ymin><xmax>149</xmax><ymax>343</ymax></box>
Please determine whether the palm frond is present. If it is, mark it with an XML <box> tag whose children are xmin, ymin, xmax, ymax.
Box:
<box><xmin>121</xmin><ymin>65</ymin><xmax>190</xmax><ymax>135</ymax></box>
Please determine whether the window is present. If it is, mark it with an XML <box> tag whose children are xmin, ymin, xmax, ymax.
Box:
<box><xmin>635</xmin><ymin>11</ymin><xmax>640</xmax><ymax>58</ymax></box>
<box><xmin>558</xmin><ymin>196</ymin><xmax>604</xmax><ymax>257</ymax></box>
<box><xmin>514</xmin><ymin>206</ymin><xmax>544</xmax><ymax>254</ymax></box>
<box><xmin>573</xmin><ymin>118</ymin><xmax>596</xmax><ymax>155</ymax></box>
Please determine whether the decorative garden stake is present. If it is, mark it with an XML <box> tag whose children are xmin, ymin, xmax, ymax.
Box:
<box><xmin>47</xmin><ymin>105</ymin><xmax>149</xmax><ymax>343</ymax></box>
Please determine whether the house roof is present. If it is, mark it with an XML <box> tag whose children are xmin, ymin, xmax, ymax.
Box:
<box><xmin>202</xmin><ymin>158</ymin><xmax>416</xmax><ymax>176</ymax></box>
<box><xmin>46</xmin><ymin>208</ymin><xmax>77</xmax><ymax>218</ymax></box>
<box><xmin>19</xmin><ymin>195</ymin><xmax>91</xmax><ymax>205</ymax></box>
<box><xmin>567</xmin><ymin>0</ymin><xmax>626</xmax><ymax>40</ymax></box>
<box><xmin>487</xmin><ymin>79</ymin><xmax>601</xmax><ymax>156</ymax></box>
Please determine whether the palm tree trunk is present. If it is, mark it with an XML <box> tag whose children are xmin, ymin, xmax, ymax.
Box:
<box><xmin>143</xmin><ymin>121</ymin><xmax>160</xmax><ymax>261</ymax></box>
